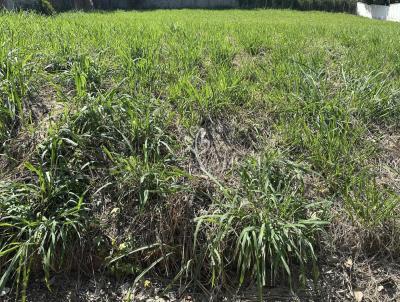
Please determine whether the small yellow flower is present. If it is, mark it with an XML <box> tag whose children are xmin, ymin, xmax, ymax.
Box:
<box><xmin>118</xmin><ymin>242</ymin><xmax>127</xmax><ymax>250</ymax></box>
<box><xmin>144</xmin><ymin>280</ymin><xmax>151</xmax><ymax>288</ymax></box>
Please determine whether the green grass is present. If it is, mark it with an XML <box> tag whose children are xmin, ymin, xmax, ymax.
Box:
<box><xmin>0</xmin><ymin>9</ymin><xmax>400</xmax><ymax>300</ymax></box>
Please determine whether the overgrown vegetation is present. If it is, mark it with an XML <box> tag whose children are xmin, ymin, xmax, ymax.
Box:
<box><xmin>0</xmin><ymin>9</ymin><xmax>399</xmax><ymax>301</ymax></box>
<box><xmin>37</xmin><ymin>0</ymin><xmax>56</xmax><ymax>16</ymax></box>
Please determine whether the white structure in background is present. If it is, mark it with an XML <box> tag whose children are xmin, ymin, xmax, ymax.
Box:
<box><xmin>357</xmin><ymin>2</ymin><xmax>400</xmax><ymax>22</ymax></box>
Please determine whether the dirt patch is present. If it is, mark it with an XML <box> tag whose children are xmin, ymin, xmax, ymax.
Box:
<box><xmin>1</xmin><ymin>275</ymin><xmax>193</xmax><ymax>302</ymax></box>
<box><xmin>319</xmin><ymin>205</ymin><xmax>400</xmax><ymax>301</ymax></box>
<box><xmin>231</xmin><ymin>50</ymin><xmax>270</xmax><ymax>72</ymax></box>
<box><xmin>375</xmin><ymin>132</ymin><xmax>400</xmax><ymax>194</ymax></box>
<box><xmin>1</xmin><ymin>274</ymin><xmax>324</xmax><ymax>302</ymax></box>
<box><xmin>232</xmin><ymin>52</ymin><xmax>254</xmax><ymax>70</ymax></box>
<box><xmin>319</xmin><ymin>255</ymin><xmax>400</xmax><ymax>301</ymax></box>
<box><xmin>0</xmin><ymin>84</ymin><xmax>64</xmax><ymax>179</ymax></box>
<box><xmin>189</xmin><ymin>112</ymin><xmax>271</xmax><ymax>180</ymax></box>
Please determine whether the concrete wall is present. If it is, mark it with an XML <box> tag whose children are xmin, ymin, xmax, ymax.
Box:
<box><xmin>388</xmin><ymin>3</ymin><xmax>400</xmax><ymax>21</ymax></box>
<box><xmin>2</xmin><ymin>0</ymin><xmax>38</xmax><ymax>9</ymax></box>
<box><xmin>140</xmin><ymin>0</ymin><xmax>239</xmax><ymax>9</ymax></box>
<box><xmin>357</xmin><ymin>2</ymin><xmax>400</xmax><ymax>22</ymax></box>
<box><xmin>92</xmin><ymin>0</ymin><xmax>133</xmax><ymax>10</ymax></box>
<box><xmin>1</xmin><ymin>0</ymin><xmax>239</xmax><ymax>10</ymax></box>
<box><xmin>1</xmin><ymin>0</ymin><xmax>94</xmax><ymax>10</ymax></box>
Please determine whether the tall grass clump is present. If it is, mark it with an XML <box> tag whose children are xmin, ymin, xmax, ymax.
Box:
<box><xmin>195</xmin><ymin>151</ymin><xmax>328</xmax><ymax>295</ymax></box>
<box><xmin>344</xmin><ymin>171</ymin><xmax>399</xmax><ymax>229</ymax></box>
<box><xmin>0</xmin><ymin>167</ymin><xmax>87</xmax><ymax>301</ymax></box>
<box><xmin>0</xmin><ymin>49</ymin><xmax>33</xmax><ymax>147</ymax></box>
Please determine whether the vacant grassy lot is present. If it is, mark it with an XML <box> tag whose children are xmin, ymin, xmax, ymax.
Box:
<box><xmin>0</xmin><ymin>9</ymin><xmax>399</xmax><ymax>301</ymax></box>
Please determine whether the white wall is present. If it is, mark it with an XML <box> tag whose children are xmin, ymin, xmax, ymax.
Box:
<box><xmin>357</xmin><ymin>2</ymin><xmax>400</xmax><ymax>22</ymax></box>
<box><xmin>388</xmin><ymin>3</ymin><xmax>400</xmax><ymax>21</ymax></box>
<box><xmin>357</xmin><ymin>2</ymin><xmax>372</xmax><ymax>18</ymax></box>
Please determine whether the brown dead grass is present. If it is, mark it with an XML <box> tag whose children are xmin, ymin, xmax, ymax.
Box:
<box><xmin>375</xmin><ymin>132</ymin><xmax>400</xmax><ymax>194</ymax></box>
<box><xmin>0</xmin><ymin>84</ymin><xmax>64</xmax><ymax>179</ymax></box>
<box><xmin>319</xmin><ymin>205</ymin><xmax>400</xmax><ymax>301</ymax></box>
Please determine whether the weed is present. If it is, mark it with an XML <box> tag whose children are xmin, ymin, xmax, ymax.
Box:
<box><xmin>0</xmin><ymin>9</ymin><xmax>399</xmax><ymax>301</ymax></box>
<box><xmin>195</xmin><ymin>151</ymin><xmax>328</xmax><ymax>296</ymax></box>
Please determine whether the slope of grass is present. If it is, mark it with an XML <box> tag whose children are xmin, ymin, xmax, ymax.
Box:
<box><xmin>0</xmin><ymin>9</ymin><xmax>399</xmax><ymax>301</ymax></box>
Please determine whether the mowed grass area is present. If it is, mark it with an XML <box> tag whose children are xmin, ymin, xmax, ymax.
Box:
<box><xmin>1</xmin><ymin>9</ymin><xmax>400</xmax><ymax>301</ymax></box>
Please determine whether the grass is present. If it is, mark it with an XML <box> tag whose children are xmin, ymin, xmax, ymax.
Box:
<box><xmin>0</xmin><ymin>8</ymin><xmax>399</xmax><ymax>301</ymax></box>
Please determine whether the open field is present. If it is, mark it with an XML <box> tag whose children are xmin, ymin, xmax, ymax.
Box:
<box><xmin>0</xmin><ymin>9</ymin><xmax>400</xmax><ymax>301</ymax></box>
